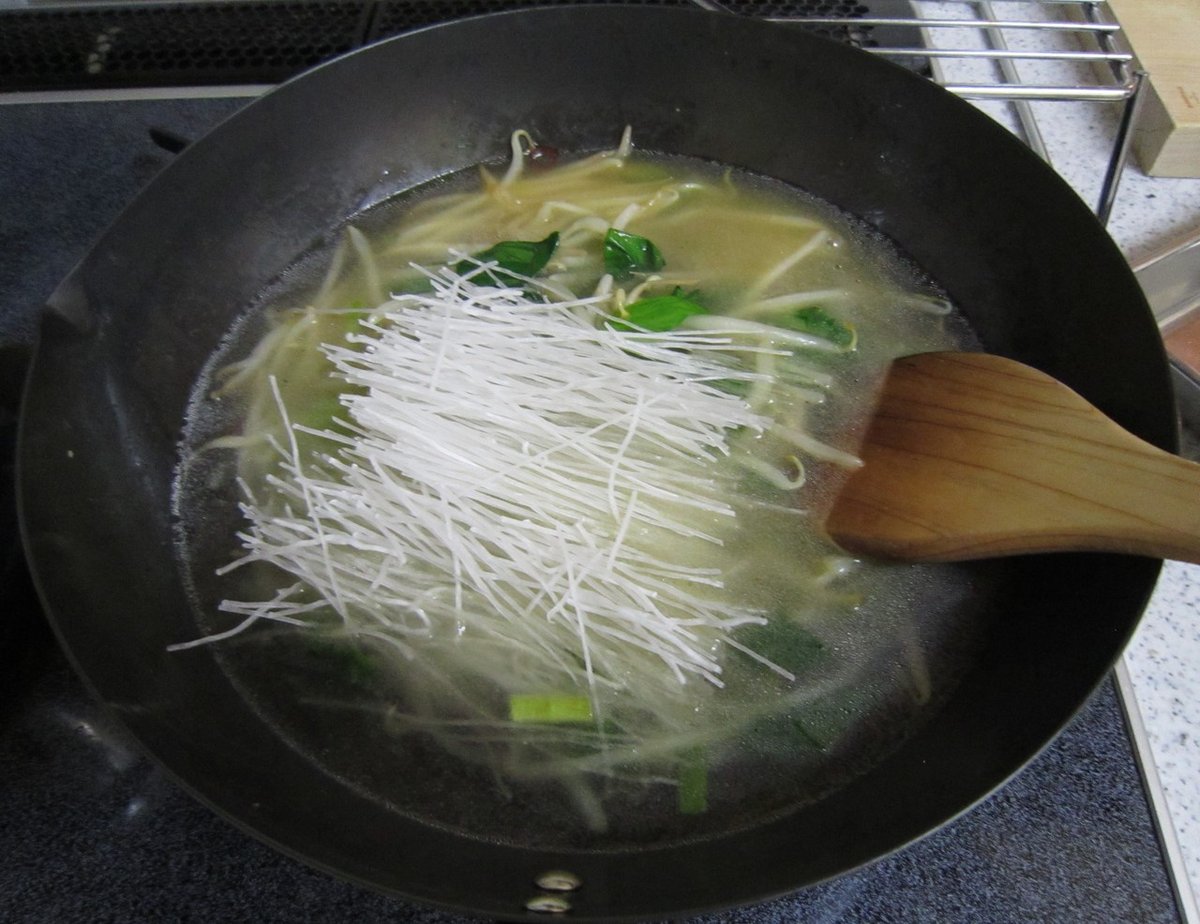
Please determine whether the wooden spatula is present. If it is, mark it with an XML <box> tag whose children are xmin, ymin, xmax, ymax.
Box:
<box><xmin>825</xmin><ymin>351</ymin><xmax>1200</xmax><ymax>563</ymax></box>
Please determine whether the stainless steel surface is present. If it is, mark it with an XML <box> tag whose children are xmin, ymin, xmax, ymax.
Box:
<box><xmin>1137</xmin><ymin>229</ymin><xmax>1200</xmax><ymax>428</ymax></box>
<box><xmin>1139</xmin><ymin>230</ymin><xmax>1200</xmax><ymax>329</ymax></box>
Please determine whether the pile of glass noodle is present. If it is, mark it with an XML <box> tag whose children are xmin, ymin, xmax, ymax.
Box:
<box><xmin>177</xmin><ymin>129</ymin><xmax>973</xmax><ymax>833</ymax></box>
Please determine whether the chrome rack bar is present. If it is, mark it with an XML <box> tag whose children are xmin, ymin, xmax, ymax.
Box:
<box><xmin>757</xmin><ymin>0</ymin><xmax>1139</xmax><ymax>223</ymax></box>
<box><xmin>769</xmin><ymin>16</ymin><xmax>1120</xmax><ymax>32</ymax></box>
<box><xmin>979</xmin><ymin>0</ymin><xmax>1050</xmax><ymax>161</ymax></box>
<box><xmin>861</xmin><ymin>48</ymin><xmax>1131</xmax><ymax>62</ymax></box>
<box><xmin>1096</xmin><ymin>69</ymin><xmax>1147</xmax><ymax>224</ymax></box>
<box><xmin>938</xmin><ymin>82</ymin><xmax>1135</xmax><ymax>101</ymax></box>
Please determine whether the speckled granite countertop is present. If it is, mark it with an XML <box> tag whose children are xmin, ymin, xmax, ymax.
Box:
<box><xmin>1130</xmin><ymin>563</ymin><xmax>1200</xmax><ymax>913</ymax></box>
<box><xmin>2</xmin><ymin>14</ymin><xmax>1199</xmax><ymax>918</ymax></box>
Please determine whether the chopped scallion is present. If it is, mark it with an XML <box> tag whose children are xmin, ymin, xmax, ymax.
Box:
<box><xmin>509</xmin><ymin>693</ymin><xmax>594</xmax><ymax>724</ymax></box>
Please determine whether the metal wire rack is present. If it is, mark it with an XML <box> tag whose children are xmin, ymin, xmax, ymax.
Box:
<box><xmin>728</xmin><ymin>0</ymin><xmax>1143</xmax><ymax>223</ymax></box>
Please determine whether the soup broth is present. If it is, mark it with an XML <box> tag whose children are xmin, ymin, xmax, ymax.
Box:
<box><xmin>174</xmin><ymin>132</ymin><xmax>986</xmax><ymax>850</ymax></box>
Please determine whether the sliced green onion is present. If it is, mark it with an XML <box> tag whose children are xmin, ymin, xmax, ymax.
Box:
<box><xmin>307</xmin><ymin>639</ymin><xmax>376</xmax><ymax>686</ymax></box>
<box><xmin>509</xmin><ymin>693</ymin><xmax>594</xmax><ymax>724</ymax></box>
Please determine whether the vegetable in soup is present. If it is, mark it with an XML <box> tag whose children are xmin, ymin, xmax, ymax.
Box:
<box><xmin>173</xmin><ymin>129</ymin><xmax>985</xmax><ymax>848</ymax></box>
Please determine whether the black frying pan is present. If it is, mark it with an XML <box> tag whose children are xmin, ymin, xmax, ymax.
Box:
<box><xmin>17</xmin><ymin>7</ymin><xmax>1175</xmax><ymax>920</ymax></box>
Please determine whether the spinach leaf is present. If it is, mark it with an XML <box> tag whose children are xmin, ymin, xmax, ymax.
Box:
<box><xmin>736</xmin><ymin>618</ymin><xmax>826</xmax><ymax>676</ymax></box>
<box><xmin>792</xmin><ymin>689</ymin><xmax>873</xmax><ymax>750</ymax></box>
<box><xmin>306</xmin><ymin>638</ymin><xmax>377</xmax><ymax>686</ymax></box>
<box><xmin>604</xmin><ymin>228</ymin><xmax>666</xmax><ymax>279</ymax></box>
<box><xmin>736</xmin><ymin>619</ymin><xmax>882</xmax><ymax>752</ymax></box>
<box><xmin>780</xmin><ymin>305</ymin><xmax>856</xmax><ymax>350</ymax></box>
<box><xmin>455</xmin><ymin>232</ymin><xmax>559</xmax><ymax>287</ymax></box>
<box><xmin>608</xmin><ymin>292</ymin><xmax>708</xmax><ymax>333</ymax></box>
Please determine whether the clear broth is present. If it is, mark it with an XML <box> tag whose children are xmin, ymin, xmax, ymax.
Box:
<box><xmin>174</xmin><ymin>146</ymin><xmax>988</xmax><ymax>850</ymax></box>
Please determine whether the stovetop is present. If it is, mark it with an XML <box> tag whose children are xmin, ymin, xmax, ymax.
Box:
<box><xmin>0</xmin><ymin>92</ymin><xmax>1186</xmax><ymax>923</ymax></box>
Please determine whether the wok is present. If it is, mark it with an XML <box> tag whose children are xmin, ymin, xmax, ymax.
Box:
<box><xmin>17</xmin><ymin>6</ymin><xmax>1176</xmax><ymax>919</ymax></box>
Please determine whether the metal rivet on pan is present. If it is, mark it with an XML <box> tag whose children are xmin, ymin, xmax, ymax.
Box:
<box><xmin>534</xmin><ymin>870</ymin><xmax>582</xmax><ymax>892</ymax></box>
<box><xmin>525</xmin><ymin>894</ymin><xmax>572</xmax><ymax>914</ymax></box>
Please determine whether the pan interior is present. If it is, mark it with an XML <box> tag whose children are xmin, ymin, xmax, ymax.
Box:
<box><xmin>172</xmin><ymin>147</ymin><xmax>990</xmax><ymax>851</ymax></box>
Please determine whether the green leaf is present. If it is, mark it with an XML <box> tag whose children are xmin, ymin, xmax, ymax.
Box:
<box><xmin>608</xmin><ymin>294</ymin><xmax>708</xmax><ymax>333</ymax></box>
<box><xmin>604</xmin><ymin>228</ymin><xmax>666</xmax><ymax>279</ymax></box>
<box><xmin>341</xmin><ymin>309</ymin><xmax>367</xmax><ymax>334</ymax></box>
<box><xmin>456</xmin><ymin>232</ymin><xmax>559</xmax><ymax>287</ymax></box>
<box><xmin>306</xmin><ymin>639</ymin><xmax>377</xmax><ymax>686</ymax></box>
<box><xmin>389</xmin><ymin>275</ymin><xmax>435</xmax><ymax>296</ymax></box>
<box><xmin>678</xmin><ymin>748</ymin><xmax>708</xmax><ymax>814</ymax></box>
<box><xmin>509</xmin><ymin>693</ymin><xmax>594</xmax><ymax>724</ymax></box>
<box><xmin>711</xmin><ymin>378</ymin><xmax>752</xmax><ymax>398</ymax></box>
<box><xmin>736</xmin><ymin>618</ymin><xmax>826</xmax><ymax>676</ymax></box>
<box><xmin>780</xmin><ymin>305</ymin><xmax>856</xmax><ymax>351</ymax></box>
<box><xmin>792</xmin><ymin>685</ymin><xmax>876</xmax><ymax>750</ymax></box>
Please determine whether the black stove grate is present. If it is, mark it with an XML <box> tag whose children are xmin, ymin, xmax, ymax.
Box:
<box><xmin>0</xmin><ymin>0</ymin><xmax>920</xmax><ymax>93</ymax></box>
<box><xmin>369</xmin><ymin>0</ymin><xmax>881</xmax><ymax>46</ymax></box>
<box><xmin>0</xmin><ymin>2</ymin><xmax>372</xmax><ymax>91</ymax></box>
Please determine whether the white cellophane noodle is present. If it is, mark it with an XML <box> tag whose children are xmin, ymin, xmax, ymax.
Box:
<box><xmin>211</xmin><ymin>271</ymin><xmax>793</xmax><ymax>705</ymax></box>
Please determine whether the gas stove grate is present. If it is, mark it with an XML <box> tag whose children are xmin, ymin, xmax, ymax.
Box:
<box><xmin>0</xmin><ymin>0</ymin><xmax>928</xmax><ymax>93</ymax></box>
<box><xmin>0</xmin><ymin>1</ymin><xmax>371</xmax><ymax>90</ymax></box>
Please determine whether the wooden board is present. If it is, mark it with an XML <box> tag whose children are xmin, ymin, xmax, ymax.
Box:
<box><xmin>1107</xmin><ymin>0</ymin><xmax>1200</xmax><ymax>177</ymax></box>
